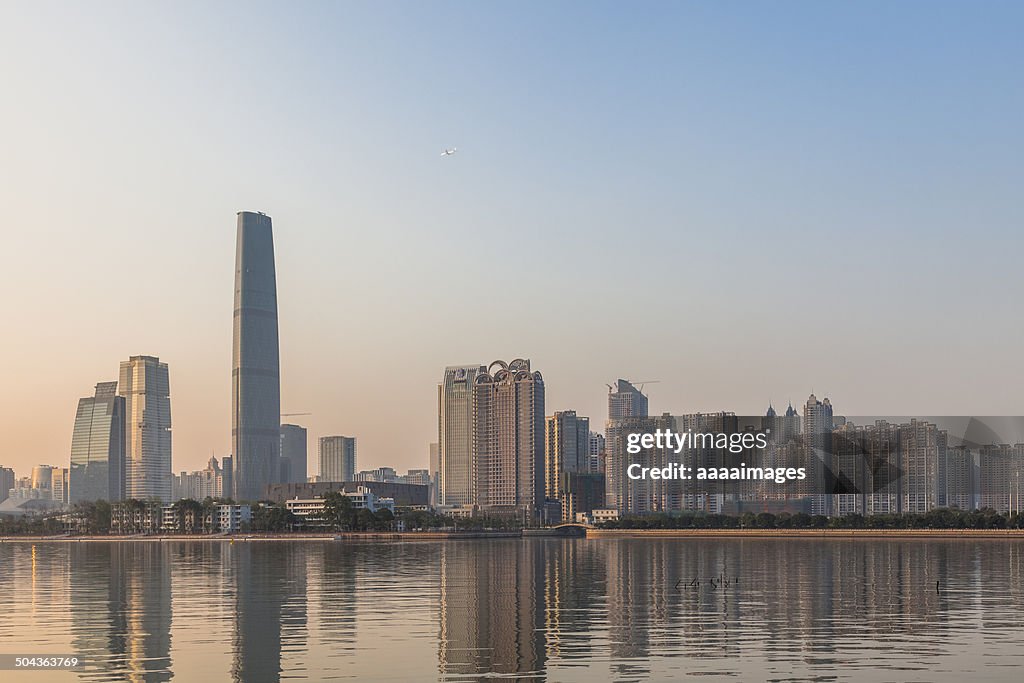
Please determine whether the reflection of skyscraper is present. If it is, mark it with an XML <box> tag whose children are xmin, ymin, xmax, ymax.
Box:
<box><xmin>231</xmin><ymin>543</ymin><xmax>308</xmax><ymax>683</ymax></box>
<box><xmin>438</xmin><ymin>365</ymin><xmax>484</xmax><ymax>506</ymax></box>
<box><xmin>124</xmin><ymin>544</ymin><xmax>173</xmax><ymax>683</ymax></box>
<box><xmin>120</xmin><ymin>356</ymin><xmax>172</xmax><ymax>502</ymax></box>
<box><xmin>69</xmin><ymin>543</ymin><xmax>172</xmax><ymax>683</ymax></box>
<box><xmin>70</xmin><ymin>381</ymin><xmax>125</xmax><ymax>503</ymax></box>
<box><xmin>280</xmin><ymin>424</ymin><xmax>308</xmax><ymax>484</ymax></box>
<box><xmin>319</xmin><ymin>436</ymin><xmax>356</xmax><ymax>482</ymax></box>
<box><xmin>438</xmin><ymin>541</ymin><xmax>546</xmax><ymax>680</ymax></box>
<box><xmin>232</xmin><ymin>211</ymin><xmax>281</xmax><ymax>501</ymax></box>
<box><xmin>472</xmin><ymin>359</ymin><xmax>545</xmax><ymax>519</ymax></box>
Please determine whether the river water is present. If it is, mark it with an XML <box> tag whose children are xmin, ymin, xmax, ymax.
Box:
<box><xmin>1</xmin><ymin>538</ymin><xmax>1023</xmax><ymax>681</ymax></box>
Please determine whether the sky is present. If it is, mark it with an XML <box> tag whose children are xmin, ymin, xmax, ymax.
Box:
<box><xmin>1</xmin><ymin>1</ymin><xmax>1022</xmax><ymax>478</ymax></box>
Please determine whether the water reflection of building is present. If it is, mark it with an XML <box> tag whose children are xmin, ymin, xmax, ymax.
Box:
<box><xmin>439</xmin><ymin>541</ymin><xmax>546</xmax><ymax>680</ymax></box>
<box><xmin>231</xmin><ymin>543</ymin><xmax>308</xmax><ymax>683</ymax></box>
<box><xmin>69</xmin><ymin>543</ymin><xmax>172</xmax><ymax>682</ymax></box>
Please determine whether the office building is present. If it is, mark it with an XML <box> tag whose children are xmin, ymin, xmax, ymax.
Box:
<box><xmin>472</xmin><ymin>359</ymin><xmax>545</xmax><ymax>519</ymax></box>
<box><xmin>438</xmin><ymin>364</ymin><xmax>484</xmax><ymax>506</ymax></box>
<box><xmin>544</xmin><ymin>410</ymin><xmax>589</xmax><ymax>500</ymax></box>
<box><xmin>319</xmin><ymin>436</ymin><xmax>356</xmax><ymax>482</ymax></box>
<box><xmin>51</xmin><ymin>467</ymin><xmax>69</xmax><ymax>504</ymax></box>
<box><xmin>69</xmin><ymin>381</ymin><xmax>126</xmax><ymax>503</ymax></box>
<box><xmin>588</xmin><ymin>432</ymin><xmax>605</xmax><ymax>473</ymax></box>
<box><xmin>232</xmin><ymin>210</ymin><xmax>282</xmax><ymax>501</ymax></box>
<box><xmin>0</xmin><ymin>466</ymin><xmax>15</xmax><ymax>504</ymax></box>
<box><xmin>221</xmin><ymin>456</ymin><xmax>233</xmax><ymax>502</ymax></box>
<box><xmin>280</xmin><ymin>424</ymin><xmax>308</xmax><ymax>484</ymax></box>
<box><xmin>120</xmin><ymin>355</ymin><xmax>172</xmax><ymax>501</ymax></box>
<box><xmin>429</xmin><ymin>442</ymin><xmax>440</xmax><ymax>506</ymax></box>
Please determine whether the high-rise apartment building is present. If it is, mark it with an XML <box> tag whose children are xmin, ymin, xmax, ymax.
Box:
<box><xmin>899</xmin><ymin>419</ymin><xmax>948</xmax><ymax>514</ymax></box>
<box><xmin>319</xmin><ymin>436</ymin><xmax>356</xmax><ymax>482</ymax></box>
<box><xmin>472</xmin><ymin>359</ymin><xmax>545</xmax><ymax>519</ymax></box>
<box><xmin>978</xmin><ymin>444</ymin><xmax>1024</xmax><ymax>514</ymax></box>
<box><xmin>588</xmin><ymin>432</ymin><xmax>605</xmax><ymax>473</ymax></box>
<box><xmin>69</xmin><ymin>381</ymin><xmax>126</xmax><ymax>503</ymax></box>
<box><xmin>544</xmin><ymin>411</ymin><xmax>589</xmax><ymax>500</ymax></box>
<box><xmin>120</xmin><ymin>356</ymin><xmax>172</xmax><ymax>501</ymax></box>
<box><xmin>172</xmin><ymin>456</ymin><xmax>226</xmax><ymax>501</ymax></box>
<box><xmin>280</xmin><ymin>424</ymin><xmax>308</xmax><ymax>484</ymax></box>
<box><xmin>605</xmin><ymin>413</ymin><xmax>677</xmax><ymax>515</ymax></box>
<box><xmin>232</xmin><ymin>210</ymin><xmax>281</xmax><ymax>501</ymax></box>
<box><xmin>945</xmin><ymin>445</ymin><xmax>975</xmax><ymax>511</ymax></box>
<box><xmin>438</xmin><ymin>365</ymin><xmax>485</xmax><ymax>506</ymax></box>
<box><xmin>803</xmin><ymin>394</ymin><xmax>834</xmax><ymax>516</ymax></box>
<box><xmin>604</xmin><ymin>380</ymin><xmax>650</xmax><ymax>513</ymax></box>
<box><xmin>607</xmin><ymin>380</ymin><xmax>649</xmax><ymax>420</ymax></box>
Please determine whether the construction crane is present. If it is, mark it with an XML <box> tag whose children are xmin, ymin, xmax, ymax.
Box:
<box><xmin>606</xmin><ymin>379</ymin><xmax>661</xmax><ymax>393</ymax></box>
<box><xmin>281</xmin><ymin>412</ymin><xmax>312</xmax><ymax>417</ymax></box>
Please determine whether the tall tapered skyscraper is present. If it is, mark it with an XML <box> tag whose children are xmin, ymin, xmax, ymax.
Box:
<box><xmin>232</xmin><ymin>211</ymin><xmax>281</xmax><ymax>501</ymax></box>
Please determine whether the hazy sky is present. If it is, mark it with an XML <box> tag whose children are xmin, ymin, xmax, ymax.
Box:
<box><xmin>1</xmin><ymin>1</ymin><xmax>1022</xmax><ymax>478</ymax></box>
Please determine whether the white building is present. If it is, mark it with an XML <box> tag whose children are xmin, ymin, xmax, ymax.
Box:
<box><xmin>284</xmin><ymin>486</ymin><xmax>395</xmax><ymax>521</ymax></box>
<box><xmin>591</xmin><ymin>509</ymin><xmax>620</xmax><ymax>524</ymax></box>
<box><xmin>217</xmin><ymin>504</ymin><xmax>252</xmax><ymax>533</ymax></box>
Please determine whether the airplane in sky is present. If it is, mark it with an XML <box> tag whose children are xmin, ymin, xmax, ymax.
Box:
<box><xmin>441</xmin><ymin>148</ymin><xmax>457</xmax><ymax>156</ymax></box>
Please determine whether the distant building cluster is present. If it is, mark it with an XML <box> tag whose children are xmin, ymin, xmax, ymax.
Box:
<box><xmin>5</xmin><ymin>210</ymin><xmax>1023</xmax><ymax>527</ymax></box>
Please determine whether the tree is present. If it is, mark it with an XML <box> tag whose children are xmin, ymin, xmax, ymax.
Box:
<box><xmin>321</xmin><ymin>492</ymin><xmax>355</xmax><ymax>531</ymax></box>
<box><xmin>250</xmin><ymin>504</ymin><xmax>296</xmax><ymax>532</ymax></box>
<box><xmin>373</xmin><ymin>508</ymin><xmax>395</xmax><ymax>531</ymax></box>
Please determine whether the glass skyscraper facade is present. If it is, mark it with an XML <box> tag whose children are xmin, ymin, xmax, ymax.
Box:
<box><xmin>232</xmin><ymin>211</ymin><xmax>282</xmax><ymax>501</ymax></box>
<box><xmin>120</xmin><ymin>356</ymin><xmax>172</xmax><ymax>502</ymax></box>
<box><xmin>69</xmin><ymin>381</ymin><xmax>125</xmax><ymax>503</ymax></box>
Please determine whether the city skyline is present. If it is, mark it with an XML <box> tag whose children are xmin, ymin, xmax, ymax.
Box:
<box><xmin>2</xmin><ymin>3</ymin><xmax>1024</xmax><ymax>477</ymax></box>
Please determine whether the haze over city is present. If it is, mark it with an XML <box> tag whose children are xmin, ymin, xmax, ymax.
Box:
<box><xmin>2</xmin><ymin>1</ymin><xmax>1023</xmax><ymax>476</ymax></box>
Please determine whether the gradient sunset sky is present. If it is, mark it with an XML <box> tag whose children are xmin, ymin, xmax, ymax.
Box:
<box><xmin>1</xmin><ymin>1</ymin><xmax>1022</xmax><ymax>477</ymax></box>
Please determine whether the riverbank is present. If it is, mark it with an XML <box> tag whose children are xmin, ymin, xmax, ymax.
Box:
<box><xmin>4</xmin><ymin>528</ymin><xmax>1024</xmax><ymax>541</ymax></box>
<box><xmin>0</xmin><ymin>531</ymin><xmax>523</xmax><ymax>542</ymax></box>
<box><xmin>586</xmin><ymin>528</ymin><xmax>1024</xmax><ymax>538</ymax></box>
